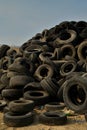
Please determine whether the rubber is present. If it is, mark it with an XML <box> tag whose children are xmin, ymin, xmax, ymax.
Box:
<box><xmin>3</xmin><ymin>112</ymin><xmax>34</xmax><ymax>127</ymax></box>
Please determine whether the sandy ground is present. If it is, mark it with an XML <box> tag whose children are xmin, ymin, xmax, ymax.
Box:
<box><xmin>0</xmin><ymin>108</ymin><xmax>87</xmax><ymax>130</ymax></box>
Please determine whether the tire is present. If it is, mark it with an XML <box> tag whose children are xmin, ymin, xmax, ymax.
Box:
<box><xmin>60</xmin><ymin>44</ymin><xmax>76</xmax><ymax>58</ymax></box>
<box><xmin>75</xmin><ymin>21</ymin><xmax>87</xmax><ymax>33</ymax></box>
<box><xmin>84</xmin><ymin>113</ymin><xmax>87</xmax><ymax>122</ymax></box>
<box><xmin>43</xmin><ymin>58</ymin><xmax>58</xmax><ymax>75</ymax></box>
<box><xmin>40</xmin><ymin>78</ymin><xmax>59</xmax><ymax>97</ymax></box>
<box><xmin>57</xmin><ymin>78</ymin><xmax>65</xmax><ymax>87</ymax></box>
<box><xmin>55</xmin><ymin>30</ymin><xmax>77</xmax><ymax>45</ymax></box>
<box><xmin>24</xmin><ymin>90</ymin><xmax>50</xmax><ymax>106</ymax></box>
<box><xmin>2</xmin><ymin>89</ymin><xmax>23</xmax><ymax>100</ymax></box>
<box><xmin>63</xmin><ymin>76</ymin><xmax>87</xmax><ymax>113</ymax></box>
<box><xmin>80</xmin><ymin>27</ymin><xmax>87</xmax><ymax>38</ymax></box>
<box><xmin>60</xmin><ymin>61</ymin><xmax>76</xmax><ymax>76</ymax></box>
<box><xmin>8</xmin><ymin>99</ymin><xmax>35</xmax><ymax>114</ymax></box>
<box><xmin>24</xmin><ymin>82</ymin><xmax>42</xmax><ymax>93</ymax></box>
<box><xmin>7</xmin><ymin>71</ymin><xmax>26</xmax><ymax>78</ymax></box>
<box><xmin>1</xmin><ymin>73</ymin><xmax>9</xmax><ymax>85</ymax></box>
<box><xmin>39</xmin><ymin>111</ymin><xmax>67</xmax><ymax>125</ymax></box>
<box><xmin>53</xmin><ymin>48</ymin><xmax>61</xmax><ymax>60</ymax></box>
<box><xmin>0</xmin><ymin>45</ymin><xmax>10</xmax><ymax>58</ymax></box>
<box><xmin>6</xmin><ymin>48</ymin><xmax>17</xmax><ymax>57</ymax></box>
<box><xmin>9</xmin><ymin>75</ymin><xmax>34</xmax><ymax>89</ymax></box>
<box><xmin>0</xmin><ymin>100</ymin><xmax>7</xmax><ymax>111</ymax></box>
<box><xmin>34</xmin><ymin>64</ymin><xmax>54</xmax><ymax>81</ymax></box>
<box><xmin>3</xmin><ymin>112</ymin><xmax>34</xmax><ymax>127</ymax></box>
<box><xmin>82</xmin><ymin>73</ymin><xmax>87</xmax><ymax>78</ymax></box>
<box><xmin>77</xmin><ymin>40</ymin><xmax>87</xmax><ymax>61</ymax></box>
<box><xmin>8</xmin><ymin>63</ymin><xmax>29</xmax><ymax>74</ymax></box>
<box><xmin>0</xmin><ymin>83</ymin><xmax>6</xmax><ymax>92</ymax></box>
<box><xmin>39</xmin><ymin>52</ymin><xmax>55</xmax><ymax>62</ymax></box>
<box><xmin>3</xmin><ymin>106</ymin><xmax>10</xmax><ymax>113</ymax></box>
<box><xmin>44</xmin><ymin>102</ymin><xmax>65</xmax><ymax>111</ymax></box>
<box><xmin>57</xmin><ymin>81</ymin><xmax>67</xmax><ymax>102</ymax></box>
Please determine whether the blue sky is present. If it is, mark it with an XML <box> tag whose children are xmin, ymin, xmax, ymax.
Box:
<box><xmin>0</xmin><ymin>0</ymin><xmax>87</xmax><ymax>46</ymax></box>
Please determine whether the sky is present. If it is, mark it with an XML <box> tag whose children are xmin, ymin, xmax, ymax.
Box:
<box><xmin>0</xmin><ymin>0</ymin><xmax>87</xmax><ymax>46</ymax></box>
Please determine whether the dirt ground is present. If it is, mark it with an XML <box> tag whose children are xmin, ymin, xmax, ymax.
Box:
<box><xmin>1</xmin><ymin>108</ymin><xmax>87</xmax><ymax>130</ymax></box>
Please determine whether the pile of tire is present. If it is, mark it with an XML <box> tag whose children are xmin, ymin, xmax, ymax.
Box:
<box><xmin>0</xmin><ymin>21</ymin><xmax>87</xmax><ymax>127</ymax></box>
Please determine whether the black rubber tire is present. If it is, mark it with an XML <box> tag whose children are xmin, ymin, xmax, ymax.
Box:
<box><xmin>34</xmin><ymin>64</ymin><xmax>54</xmax><ymax>81</ymax></box>
<box><xmin>1</xmin><ymin>73</ymin><xmax>9</xmax><ymax>85</ymax></box>
<box><xmin>24</xmin><ymin>90</ymin><xmax>50</xmax><ymax>106</ymax></box>
<box><xmin>8</xmin><ymin>99</ymin><xmax>35</xmax><ymax>114</ymax></box>
<box><xmin>57</xmin><ymin>78</ymin><xmax>65</xmax><ymax>88</ymax></box>
<box><xmin>3</xmin><ymin>106</ymin><xmax>10</xmax><ymax>113</ymax></box>
<box><xmin>2</xmin><ymin>89</ymin><xmax>23</xmax><ymax>100</ymax></box>
<box><xmin>75</xmin><ymin>21</ymin><xmax>87</xmax><ymax>33</ymax></box>
<box><xmin>6</xmin><ymin>48</ymin><xmax>17</xmax><ymax>57</ymax></box>
<box><xmin>24</xmin><ymin>82</ymin><xmax>42</xmax><ymax>93</ymax></box>
<box><xmin>0</xmin><ymin>45</ymin><xmax>10</xmax><ymax>59</ymax></box>
<box><xmin>44</xmin><ymin>102</ymin><xmax>65</xmax><ymax>111</ymax></box>
<box><xmin>3</xmin><ymin>112</ymin><xmax>34</xmax><ymax>127</ymax></box>
<box><xmin>39</xmin><ymin>52</ymin><xmax>55</xmax><ymax>62</ymax></box>
<box><xmin>7</xmin><ymin>71</ymin><xmax>26</xmax><ymax>78</ymax></box>
<box><xmin>82</xmin><ymin>73</ymin><xmax>87</xmax><ymax>78</ymax></box>
<box><xmin>80</xmin><ymin>27</ymin><xmax>87</xmax><ymax>38</ymax></box>
<box><xmin>77</xmin><ymin>40</ymin><xmax>87</xmax><ymax>61</ymax></box>
<box><xmin>43</xmin><ymin>58</ymin><xmax>58</xmax><ymax>75</ymax></box>
<box><xmin>40</xmin><ymin>78</ymin><xmax>59</xmax><ymax>97</ymax></box>
<box><xmin>0</xmin><ymin>100</ymin><xmax>7</xmax><ymax>111</ymax></box>
<box><xmin>0</xmin><ymin>83</ymin><xmax>6</xmax><ymax>92</ymax></box>
<box><xmin>56</xmin><ymin>30</ymin><xmax>77</xmax><ymax>45</ymax></box>
<box><xmin>53</xmin><ymin>48</ymin><xmax>61</xmax><ymax>60</ymax></box>
<box><xmin>57</xmin><ymin>81</ymin><xmax>67</xmax><ymax>102</ymax></box>
<box><xmin>39</xmin><ymin>111</ymin><xmax>67</xmax><ymax>125</ymax></box>
<box><xmin>9</xmin><ymin>75</ymin><xmax>34</xmax><ymax>89</ymax></box>
<box><xmin>63</xmin><ymin>76</ymin><xmax>87</xmax><ymax>113</ymax></box>
<box><xmin>84</xmin><ymin>113</ymin><xmax>87</xmax><ymax>122</ymax></box>
<box><xmin>8</xmin><ymin>63</ymin><xmax>29</xmax><ymax>74</ymax></box>
<box><xmin>60</xmin><ymin>44</ymin><xmax>76</xmax><ymax>58</ymax></box>
<box><xmin>60</xmin><ymin>61</ymin><xmax>76</xmax><ymax>76</ymax></box>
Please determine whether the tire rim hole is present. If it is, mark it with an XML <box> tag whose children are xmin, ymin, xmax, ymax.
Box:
<box><xmin>62</xmin><ymin>48</ymin><xmax>73</xmax><ymax>57</ymax></box>
<box><xmin>82</xmin><ymin>46</ymin><xmax>87</xmax><ymax>59</ymax></box>
<box><xmin>43</xmin><ymin>53</ymin><xmax>52</xmax><ymax>58</ymax></box>
<box><xmin>14</xmin><ymin>100</ymin><xmax>25</xmax><ymax>103</ymax></box>
<box><xmin>64</xmin><ymin>64</ymin><xmax>73</xmax><ymax>73</ymax></box>
<box><xmin>30</xmin><ymin>92</ymin><xmax>43</xmax><ymax>97</ymax></box>
<box><xmin>40</xmin><ymin>68</ymin><xmax>48</xmax><ymax>77</ymax></box>
<box><xmin>59</xmin><ymin>32</ymin><xmax>71</xmax><ymax>40</ymax></box>
<box><xmin>68</xmin><ymin>84</ymin><xmax>86</xmax><ymax>105</ymax></box>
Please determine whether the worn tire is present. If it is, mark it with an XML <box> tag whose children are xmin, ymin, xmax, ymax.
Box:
<box><xmin>8</xmin><ymin>99</ymin><xmax>35</xmax><ymax>114</ymax></box>
<box><xmin>3</xmin><ymin>112</ymin><xmax>34</xmax><ymax>127</ymax></box>
<box><xmin>9</xmin><ymin>75</ymin><xmax>34</xmax><ymax>89</ymax></box>
<box><xmin>0</xmin><ymin>45</ymin><xmax>10</xmax><ymax>58</ymax></box>
<box><xmin>60</xmin><ymin>44</ymin><xmax>76</xmax><ymax>58</ymax></box>
<box><xmin>40</xmin><ymin>78</ymin><xmax>59</xmax><ymax>97</ymax></box>
<box><xmin>77</xmin><ymin>40</ymin><xmax>87</xmax><ymax>61</ymax></box>
<box><xmin>39</xmin><ymin>111</ymin><xmax>67</xmax><ymax>125</ymax></box>
<box><xmin>44</xmin><ymin>102</ymin><xmax>65</xmax><ymax>111</ymax></box>
<box><xmin>2</xmin><ymin>89</ymin><xmax>23</xmax><ymax>100</ymax></box>
<box><xmin>24</xmin><ymin>82</ymin><xmax>42</xmax><ymax>93</ymax></box>
<box><xmin>34</xmin><ymin>64</ymin><xmax>54</xmax><ymax>81</ymax></box>
<box><xmin>24</xmin><ymin>90</ymin><xmax>50</xmax><ymax>106</ymax></box>
<box><xmin>56</xmin><ymin>30</ymin><xmax>77</xmax><ymax>45</ymax></box>
<box><xmin>0</xmin><ymin>100</ymin><xmax>7</xmax><ymax>111</ymax></box>
<box><xmin>63</xmin><ymin>77</ymin><xmax>87</xmax><ymax>113</ymax></box>
<box><xmin>60</xmin><ymin>61</ymin><xmax>76</xmax><ymax>76</ymax></box>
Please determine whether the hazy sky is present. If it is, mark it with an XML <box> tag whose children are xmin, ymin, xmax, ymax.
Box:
<box><xmin>0</xmin><ymin>0</ymin><xmax>87</xmax><ymax>46</ymax></box>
